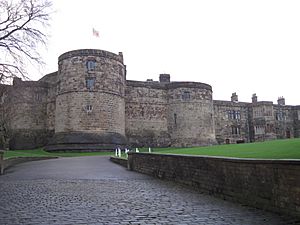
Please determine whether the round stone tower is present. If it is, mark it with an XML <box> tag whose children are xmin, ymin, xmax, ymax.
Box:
<box><xmin>167</xmin><ymin>82</ymin><xmax>216</xmax><ymax>147</ymax></box>
<box><xmin>46</xmin><ymin>49</ymin><xmax>127</xmax><ymax>151</ymax></box>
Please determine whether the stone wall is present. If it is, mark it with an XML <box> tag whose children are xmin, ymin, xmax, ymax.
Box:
<box><xmin>0</xmin><ymin>150</ymin><xmax>3</xmax><ymax>174</ymax></box>
<box><xmin>125</xmin><ymin>81</ymin><xmax>169</xmax><ymax>147</ymax></box>
<box><xmin>125</xmin><ymin>81</ymin><xmax>216</xmax><ymax>147</ymax></box>
<box><xmin>7</xmin><ymin>79</ymin><xmax>51</xmax><ymax>149</ymax></box>
<box><xmin>55</xmin><ymin>92</ymin><xmax>124</xmax><ymax>134</ymax></box>
<box><xmin>39</xmin><ymin>71</ymin><xmax>58</xmax><ymax>132</ymax></box>
<box><xmin>110</xmin><ymin>156</ymin><xmax>128</xmax><ymax>168</ymax></box>
<box><xmin>127</xmin><ymin>152</ymin><xmax>300</xmax><ymax>218</ymax></box>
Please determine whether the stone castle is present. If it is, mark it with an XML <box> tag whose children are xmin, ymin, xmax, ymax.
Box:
<box><xmin>1</xmin><ymin>49</ymin><xmax>299</xmax><ymax>151</ymax></box>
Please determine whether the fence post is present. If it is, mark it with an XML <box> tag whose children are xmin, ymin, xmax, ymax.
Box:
<box><xmin>127</xmin><ymin>152</ymin><xmax>133</xmax><ymax>171</ymax></box>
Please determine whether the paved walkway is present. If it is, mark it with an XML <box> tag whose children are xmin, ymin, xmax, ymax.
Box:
<box><xmin>0</xmin><ymin>156</ymin><xmax>296</xmax><ymax>225</ymax></box>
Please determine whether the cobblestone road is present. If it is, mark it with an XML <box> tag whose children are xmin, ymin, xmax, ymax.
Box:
<box><xmin>0</xmin><ymin>156</ymin><xmax>297</xmax><ymax>225</ymax></box>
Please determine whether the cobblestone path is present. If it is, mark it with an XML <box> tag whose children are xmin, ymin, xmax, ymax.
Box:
<box><xmin>0</xmin><ymin>156</ymin><xmax>297</xmax><ymax>225</ymax></box>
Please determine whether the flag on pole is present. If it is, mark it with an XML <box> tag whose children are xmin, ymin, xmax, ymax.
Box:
<box><xmin>93</xmin><ymin>28</ymin><xmax>99</xmax><ymax>37</ymax></box>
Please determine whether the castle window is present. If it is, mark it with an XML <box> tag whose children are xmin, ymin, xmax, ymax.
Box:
<box><xmin>228</xmin><ymin>110</ymin><xmax>233</xmax><ymax>119</ymax></box>
<box><xmin>232</xmin><ymin>110</ymin><xmax>236</xmax><ymax>119</ymax></box>
<box><xmin>0</xmin><ymin>94</ymin><xmax>5</xmax><ymax>103</ymax></box>
<box><xmin>86</xmin><ymin>60</ymin><xmax>96</xmax><ymax>71</ymax></box>
<box><xmin>255</xmin><ymin>125</ymin><xmax>265</xmax><ymax>135</ymax></box>
<box><xmin>57</xmin><ymin>81</ymin><xmax>61</xmax><ymax>92</ymax></box>
<box><xmin>276</xmin><ymin>111</ymin><xmax>285</xmax><ymax>121</ymax></box>
<box><xmin>182</xmin><ymin>91</ymin><xmax>190</xmax><ymax>100</ymax></box>
<box><xmin>141</xmin><ymin>108</ymin><xmax>144</xmax><ymax>117</ymax></box>
<box><xmin>231</xmin><ymin>126</ymin><xmax>240</xmax><ymax>135</ymax></box>
<box><xmin>119</xmin><ymin>65</ymin><xmax>124</xmax><ymax>76</ymax></box>
<box><xmin>86</xmin><ymin>78</ymin><xmax>95</xmax><ymax>91</ymax></box>
<box><xmin>35</xmin><ymin>93</ymin><xmax>40</xmax><ymax>101</ymax></box>
<box><xmin>235</xmin><ymin>110</ymin><xmax>241</xmax><ymax>119</ymax></box>
<box><xmin>86</xmin><ymin>105</ymin><xmax>93</xmax><ymax>113</ymax></box>
<box><xmin>228</xmin><ymin>110</ymin><xmax>240</xmax><ymax>120</ymax></box>
<box><xmin>174</xmin><ymin>113</ymin><xmax>177</xmax><ymax>125</ymax></box>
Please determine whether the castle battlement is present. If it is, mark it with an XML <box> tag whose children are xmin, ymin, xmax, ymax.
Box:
<box><xmin>58</xmin><ymin>49</ymin><xmax>124</xmax><ymax>63</ymax></box>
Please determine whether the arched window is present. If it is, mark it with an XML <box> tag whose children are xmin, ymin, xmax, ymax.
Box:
<box><xmin>86</xmin><ymin>60</ymin><xmax>96</xmax><ymax>71</ymax></box>
<box><xmin>86</xmin><ymin>77</ymin><xmax>95</xmax><ymax>91</ymax></box>
<box><xmin>86</xmin><ymin>105</ymin><xmax>93</xmax><ymax>113</ymax></box>
<box><xmin>182</xmin><ymin>91</ymin><xmax>190</xmax><ymax>100</ymax></box>
<box><xmin>236</xmin><ymin>110</ymin><xmax>241</xmax><ymax>120</ymax></box>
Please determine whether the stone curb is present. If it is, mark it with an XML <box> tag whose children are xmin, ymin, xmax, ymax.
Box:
<box><xmin>0</xmin><ymin>155</ymin><xmax>58</xmax><ymax>175</ymax></box>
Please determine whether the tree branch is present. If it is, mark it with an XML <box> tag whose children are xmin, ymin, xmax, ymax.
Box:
<box><xmin>0</xmin><ymin>0</ymin><xmax>52</xmax><ymax>83</ymax></box>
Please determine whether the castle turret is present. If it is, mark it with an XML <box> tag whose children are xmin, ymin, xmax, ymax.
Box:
<box><xmin>167</xmin><ymin>82</ymin><xmax>216</xmax><ymax>147</ymax></box>
<box><xmin>46</xmin><ymin>49</ymin><xmax>127</xmax><ymax>151</ymax></box>
<box><xmin>231</xmin><ymin>92</ymin><xmax>238</xmax><ymax>102</ymax></box>
<box><xmin>252</xmin><ymin>93</ymin><xmax>258</xmax><ymax>103</ymax></box>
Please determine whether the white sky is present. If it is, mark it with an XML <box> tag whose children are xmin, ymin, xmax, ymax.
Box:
<box><xmin>37</xmin><ymin>0</ymin><xmax>300</xmax><ymax>105</ymax></box>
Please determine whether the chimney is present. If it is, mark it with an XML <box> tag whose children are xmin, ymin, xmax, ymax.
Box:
<box><xmin>231</xmin><ymin>92</ymin><xmax>238</xmax><ymax>102</ymax></box>
<box><xmin>159</xmin><ymin>74</ymin><xmax>170</xmax><ymax>83</ymax></box>
<box><xmin>252</xmin><ymin>93</ymin><xmax>257</xmax><ymax>103</ymax></box>
<box><xmin>277</xmin><ymin>96</ymin><xmax>285</xmax><ymax>105</ymax></box>
<box><xmin>13</xmin><ymin>77</ymin><xmax>22</xmax><ymax>86</ymax></box>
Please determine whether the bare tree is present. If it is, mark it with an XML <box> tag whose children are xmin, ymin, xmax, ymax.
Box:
<box><xmin>0</xmin><ymin>0</ymin><xmax>52</xmax><ymax>84</ymax></box>
<box><xmin>0</xmin><ymin>84</ymin><xmax>11</xmax><ymax>149</ymax></box>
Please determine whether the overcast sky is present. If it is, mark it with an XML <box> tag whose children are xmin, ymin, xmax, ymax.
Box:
<box><xmin>37</xmin><ymin>0</ymin><xmax>300</xmax><ymax>105</ymax></box>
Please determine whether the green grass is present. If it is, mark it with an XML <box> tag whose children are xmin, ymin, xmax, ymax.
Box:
<box><xmin>152</xmin><ymin>138</ymin><xmax>300</xmax><ymax>159</ymax></box>
<box><xmin>3</xmin><ymin>148</ymin><xmax>113</xmax><ymax>159</ymax></box>
<box><xmin>3</xmin><ymin>138</ymin><xmax>300</xmax><ymax>160</ymax></box>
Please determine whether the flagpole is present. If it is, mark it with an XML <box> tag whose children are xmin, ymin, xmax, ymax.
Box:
<box><xmin>92</xmin><ymin>27</ymin><xmax>100</xmax><ymax>49</ymax></box>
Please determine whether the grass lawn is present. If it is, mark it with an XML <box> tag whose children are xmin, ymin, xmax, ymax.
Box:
<box><xmin>152</xmin><ymin>138</ymin><xmax>300</xmax><ymax>159</ymax></box>
<box><xmin>3</xmin><ymin>149</ymin><xmax>113</xmax><ymax>159</ymax></box>
<box><xmin>3</xmin><ymin>138</ymin><xmax>300</xmax><ymax>160</ymax></box>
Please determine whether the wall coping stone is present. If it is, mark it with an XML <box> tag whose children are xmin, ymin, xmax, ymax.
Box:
<box><xmin>127</xmin><ymin>152</ymin><xmax>300</xmax><ymax>165</ymax></box>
